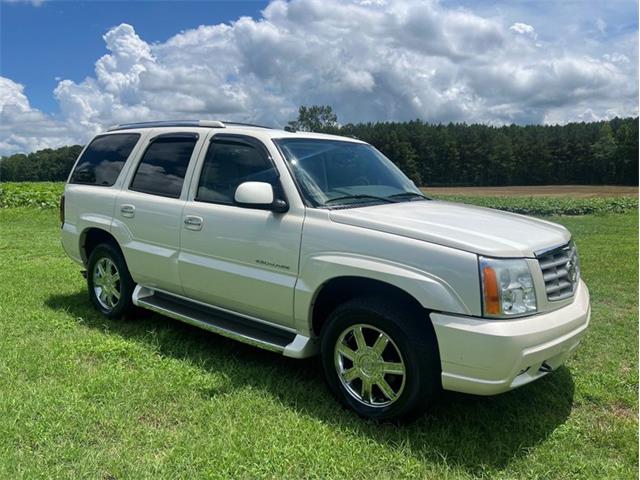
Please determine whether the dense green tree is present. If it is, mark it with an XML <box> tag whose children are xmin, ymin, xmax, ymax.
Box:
<box><xmin>287</xmin><ymin>105</ymin><xmax>338</xmax><ymax>132</ymax></box>
<box><xmin>1</xmin><ymin>115</ymin><xmax>637</xmax><ymax>186</ymax></box>
<box><xmin>0</xmin><ymin>145</ymin><xmax>83</xmax><ymax>182</ymax></box>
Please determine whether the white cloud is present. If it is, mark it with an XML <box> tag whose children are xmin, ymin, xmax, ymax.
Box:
<box><xmin>603</xmin><ymin>53</ymin><xmax>630</xmax><ymax>65</ymax></box>
<box><xmin>509</xmin><ymin>22</ymin><xmax>537</xmax><ymax>39</ymax></box>
<box><xmin>1</xmin><ymin>0</ymin><xmax>638</xmax><ymax>155</ymax></box>
<box><xmin>0</xmin><ymin>77</ymin><xmax>78</xmax><ymax>154</ymax></box>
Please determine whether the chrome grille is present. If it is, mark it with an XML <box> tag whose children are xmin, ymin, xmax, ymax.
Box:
<box><xmin>536</xmin><ymin>242</ymin><xmax>580</xmax><ymax>301</ymax></box>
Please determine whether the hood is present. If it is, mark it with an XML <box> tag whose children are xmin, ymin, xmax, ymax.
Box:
<box><xmin>329</xmin><ymin>200</ymin><xmax>570</xmax><ymax>258</ymax></box>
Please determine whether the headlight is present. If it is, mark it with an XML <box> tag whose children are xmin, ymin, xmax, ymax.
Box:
<box><xmin>480</xmin><ymin>257</ymin><xmax>537</xmax><ymax>318</ymax></box>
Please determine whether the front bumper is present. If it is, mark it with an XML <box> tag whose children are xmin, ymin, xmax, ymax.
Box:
<box><xmin>430</xmin><ymin>279</ymin><xmax>590</xmax><ymax>395</ymax></box>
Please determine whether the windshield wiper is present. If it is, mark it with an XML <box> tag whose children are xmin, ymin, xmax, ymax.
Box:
<box><xmin>324</xmin><ymin>194</ymin><xmax>398</xmax><ymax>206</ymax></box>
<box><xmin>388</xmin><ymin>191</ymin><xmax>430</xmax><ymax>201</ymax></box>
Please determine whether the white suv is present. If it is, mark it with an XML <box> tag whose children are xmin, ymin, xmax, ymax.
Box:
<box><xmin>61</xmin><ymin>120</ymin><xmax>590</xmax><ymax>420</ymax></box>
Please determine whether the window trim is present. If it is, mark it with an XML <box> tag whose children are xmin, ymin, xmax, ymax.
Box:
<box><xmin>193</xmin><ymin>133</ymin><xmax>286</xmax><ymax>207</ymax></box>
<box><xmin>128</xmin><ymin>132</ymin><xmax>200</xmax><ymax>199</ymax></box>
<box><xmin>68</xmin><ymin>132</ymin><xmax>141</xmax><ymax>187</ymax></box>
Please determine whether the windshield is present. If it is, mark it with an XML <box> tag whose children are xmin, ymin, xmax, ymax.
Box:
<box><xmin>274</xmin><ymin>138</ymin><xmax>424</xmax><ymax>207</ymax></box>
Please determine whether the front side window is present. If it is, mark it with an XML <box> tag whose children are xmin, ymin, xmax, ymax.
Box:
<box><xmin>196</xmin><ymin>138</ymin><xmax>278</xmax><ymax>204</ymax></box>
<box><xmin>274</xmin><ymin>138</ymin><xmax>423</xmax><ymax>207</ymax></box>
<box><xmin>69</xmin><ymin>133</ymin><xmax>140</xmax><ymax>186</ymax></box>
<box><xmin>130</xmin><ymin>134</ymin><xmax>198</xmax><ymax>198</ymax></box>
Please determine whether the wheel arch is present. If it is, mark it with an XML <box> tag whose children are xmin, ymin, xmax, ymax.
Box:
<box><xmin>310</xmin><ymin>276</ymin><xmax>427</xmax><ymax>337</ymax></box>
<box><xmin>80</xmin><ymin>227</ymin><xmax>123</xmax><ymax>264</ymax></box>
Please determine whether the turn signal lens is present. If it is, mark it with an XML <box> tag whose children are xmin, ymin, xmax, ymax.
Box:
<box><xmin>482</xmin><ymin>265</ymin><xmax>501</xmax><ymax>315</ymax></box>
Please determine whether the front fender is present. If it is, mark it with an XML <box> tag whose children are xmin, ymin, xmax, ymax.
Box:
<box><xmin>293</xmin><ymin>253</ymin><xmax>474</xmax><ymax>335</ymax></box>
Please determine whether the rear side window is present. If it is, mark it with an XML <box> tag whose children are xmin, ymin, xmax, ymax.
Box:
<box><xmin>69</xmin><ymin>133</ymin><xmax>140</xmax><ymax>186</ymax></box>
<box><xmin>196</xmin><ymin>139</ymin><xmax>277</xmax><ymax>204</ymax></box>
<box><xmin>130</xmin><ymin>134</ymin><xmax>198</xmax><ymax>198</ymax></box>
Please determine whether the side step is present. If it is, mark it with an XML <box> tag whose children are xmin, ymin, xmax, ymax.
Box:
<box><xmin>132</xmin><ymin>286</ymin><xmax>317</xmax><ymax>358</ymax></box>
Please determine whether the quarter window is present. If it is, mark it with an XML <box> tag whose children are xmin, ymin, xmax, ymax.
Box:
<box><xmin>130</xmin><ymin>134</ymin><xmax>198</xmax><ymax>198</ymax></box>
<box><xmin>196</xmin><ymin>139</ymin><xmax>277</xmax><ymax>204</ymax></box>
<box><xmin>69</xmin><ymin>133</ymin><xmax>140</xmax><ymax>186</ymax></box>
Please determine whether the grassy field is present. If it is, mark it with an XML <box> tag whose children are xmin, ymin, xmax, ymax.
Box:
<box><xmin>0</xmin><ymin>206</ymin><xmax>637</xmax><ymax>479</ymax></box>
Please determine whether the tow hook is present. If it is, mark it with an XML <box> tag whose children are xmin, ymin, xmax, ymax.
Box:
<box><xmin>539</xmin><ymin>361</ymin><xmax>554</xmax><ymax>373</ymax></box>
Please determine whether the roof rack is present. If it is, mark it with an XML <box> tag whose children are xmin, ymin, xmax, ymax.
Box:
<box><xmin>107</xmin><ymin>120</ymin><xmax>272</xmax><ymax>132</ymax></box>
<box><xmin>221</xmin><ymin>121</ymin><xmax>272</xmax><ymax>129</ymax></box>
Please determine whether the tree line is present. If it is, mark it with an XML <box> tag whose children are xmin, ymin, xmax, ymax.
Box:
<box><xmin>289</xmin><ymin>107</ymin><xmax>638</xmax><ymax>186</ymax></box>
<box><xmin>1</xmin><ymin>110</ymin><xmax>637</xmax><ymax>186</ymax></box>
<box><xmin>0</xmin><ymin>145</ymin><xmax>84</xmax><ymax>183</ymax></box>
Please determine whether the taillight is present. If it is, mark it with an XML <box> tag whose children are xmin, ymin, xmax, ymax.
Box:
<box><xmin>59</xmin><ymin>194</ymin><xmax>65</xmax><ymax>227</ymax></box>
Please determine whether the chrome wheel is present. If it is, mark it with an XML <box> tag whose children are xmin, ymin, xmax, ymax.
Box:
<box><xmin>334</xmin><ymin>324</ymin><xmax>406</xmax><ymax>408</ymax></box>
<box><xmin>92</xmin><ymin>257</ymin><xmax>121</xmax><ymax>310</ymax></box>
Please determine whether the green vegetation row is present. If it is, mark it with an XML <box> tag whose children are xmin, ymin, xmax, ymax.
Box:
<box><xmin>0</xmin><ymin>182</ymin><xmax>63</xmax><ymax>209</ymax></box>
<box><xmin>1</xmin><ymin>111</ymin><xmax>638</xmax><ymax>186</ymax></box>
<box><xmin>2</xmin><ymin>181</ymin><xmax>637</xmax><ymax>216</ymax></box>
<box><xmin>431</xmin><ymin>194</ymin><xmax>639</xmax><ymax>216</ymax></box>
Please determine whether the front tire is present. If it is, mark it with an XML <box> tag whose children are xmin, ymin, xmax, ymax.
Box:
<box><xmin>320</xmin><ymin>297</ymin><xmax>440</xmax><ymax>421</ymax></box>
<box><xmin>87</xmin><ymin>243</ymin><xmax>135</xmax><ymax>318</ymax></box>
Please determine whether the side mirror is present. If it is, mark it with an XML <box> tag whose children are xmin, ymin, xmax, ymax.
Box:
<box><xmin>234</xmin><ymin>181</ymin><xmax>288</xmax><ymax>213</ymax></box>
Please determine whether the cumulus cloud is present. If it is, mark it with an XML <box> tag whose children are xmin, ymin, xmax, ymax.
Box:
<box><xmin>0</xmin><ymin>77</ymin><xmax>78</xmax><ymax>154</ymax></box>
<box><xmin>510</xmin><ymin>22</ymin><xmax>537</xmax><ymax>39</ymax></box>
<box><xmin>1</xmin><ymin>0</ymin><xmax>638</xmax><ymax>155</ymax></box>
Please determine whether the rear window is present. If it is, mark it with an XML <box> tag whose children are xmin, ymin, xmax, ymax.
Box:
<box><xmin>69</xmin><ymin>133</ymin><xmax>140</xmax><ymax>186</ymax></box>
<box><xmin>129</xmin><ymin>133</ymin><xmax>198</xmax><ymax>198</ymax></box>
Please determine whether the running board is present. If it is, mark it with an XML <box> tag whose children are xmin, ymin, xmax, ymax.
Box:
<box><xmin>132</xmin><ymin>286</ymin><xmax>317</xmax><ymax>358</ymax></box>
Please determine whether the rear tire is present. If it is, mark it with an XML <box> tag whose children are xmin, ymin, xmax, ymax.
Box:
<box><xmin>320</xmin><ymin>297</ymin><xmax>440</xmax><ymax>421</ymax></box>
<box><xmin>87</xmin><ymin>243</ymin><xmax>135</xmax><ymax>319</ymax></box>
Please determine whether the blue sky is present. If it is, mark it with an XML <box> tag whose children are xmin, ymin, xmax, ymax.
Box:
<box><xmin>1</xmin><ymin>1</ymin><xmax>269</xmax><ymax>113</ymax></box>
<box><xmin>0</xmin><ymin>0</ymin><xmax>637</xmax><ymax>155</ymax></box>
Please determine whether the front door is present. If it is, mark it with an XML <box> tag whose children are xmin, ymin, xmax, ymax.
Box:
<box><xmin>178</xmin><ymin>134</ymin><xmax>303</xmax><ymax>327</ymax></box>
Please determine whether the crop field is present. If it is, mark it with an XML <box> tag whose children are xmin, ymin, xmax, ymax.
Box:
<box><xmin>0</xmin><ymin>183</ymin><xmax>638</xmax><ymax>479</ymax></box>
<box><xmin>424</xmin><ymin>185</ymin><xmax>638</xmax><ymax>197</ymax></box>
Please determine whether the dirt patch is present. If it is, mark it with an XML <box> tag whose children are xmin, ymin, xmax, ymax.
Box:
<box><xmin>610</xmin><ymin>402</ymin><xmax>637</xmax><ymax>420</ymax></box>
<box><xmin>422</xmin><ymin>185</ymin><xmax>638</xmax><ymax>198</ymax></box>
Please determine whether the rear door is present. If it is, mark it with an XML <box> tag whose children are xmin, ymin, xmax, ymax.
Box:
<box><xmin>112</xmin><ymin>131</ymin><xmax>204</xmax><ymax>294</ymax></box>
<box><xmin>62</xmin><ymin>132</ymin><xmax>142</xmax><ymax>264</ymax></box>
<box><xmin>178</xmin><ymin>133</ymin><xmax>304</xmax><ymax>327</ymax></box>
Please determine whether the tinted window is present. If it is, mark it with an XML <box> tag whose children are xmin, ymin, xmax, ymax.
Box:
<box><xmin>196</xmin><ymin>140</ymin><xmax>277</xmax><ymax>204</ymax></box>
<box><xmin>69</xmin><ymin>133</ymin><xmax>140</xmax><ymax>186</ymax></box>
<box><xmin>130</xmin><ymin>134</ymin><xmax>198</xmax><ymax>198</ymax></box>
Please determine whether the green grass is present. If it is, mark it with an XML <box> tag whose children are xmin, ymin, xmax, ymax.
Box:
<box><xmin>0</xmin><ymin>207</ymin><xmax>637</xmax><ymax>479</ymax></box>
<box><xmin>1</xmin><ymin>182</ymin><xmax>638</xmax><ymax>216</ymax></box>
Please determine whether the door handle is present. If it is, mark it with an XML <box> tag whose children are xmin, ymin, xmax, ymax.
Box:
<box><xmin>184</xmin><ymin>215</ymin><xmax>203</xmax><ymax>231</ymax></box>
<box><xmin>120</xmin><ymin>204</ymin><xmax>135</xmax><ymax>218</ymax></box>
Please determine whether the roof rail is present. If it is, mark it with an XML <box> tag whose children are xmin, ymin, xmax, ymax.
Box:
<box><xmin>107</xmin><ymin>120</ymin><xmax>272</xmax><ymax>132</ymax></box>
<box><xmin>220</xmin><ymin>121</ymin><xmax>272</xmax><ymax>129</ymax></box>
<box><xmin>107</xmin><ymin>120</ymin><xmax>225</xmax><ymax>131</ymax></box>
